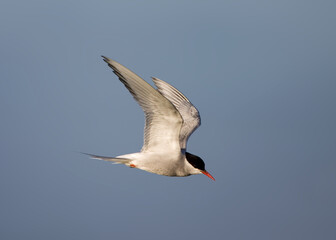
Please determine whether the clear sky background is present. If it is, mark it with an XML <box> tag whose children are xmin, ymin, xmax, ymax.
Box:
<box><xmin>1</xmin><ymin>0</ymin><xmax>335</xmax><ymax>239</ymax></box>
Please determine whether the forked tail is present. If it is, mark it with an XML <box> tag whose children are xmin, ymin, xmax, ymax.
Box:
<box><xmin>81</xmin><ymin>152</ymin><xmax>132</xmax><ymax>165</ymax></box>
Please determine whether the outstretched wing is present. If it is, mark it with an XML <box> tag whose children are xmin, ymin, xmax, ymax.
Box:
<box><xmin>102</xmin><ymin>56</ymin><xmax>182</xmax><ymax>153</ymax></box>
<box><xmin>152</xmin><ymin>77</ymin><xmax>201</xmax><ymax>150</ymax></box>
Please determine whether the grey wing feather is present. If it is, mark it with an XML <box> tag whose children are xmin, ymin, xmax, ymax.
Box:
<box><xmin>102</xmin><ymin>56</ymin><xmax>182</xmax><ymax>153</ymax></box>
<box><xmin>152</xmin><ymin>77</ymin><xmax>201</xmax><ymax>150</ymax></box>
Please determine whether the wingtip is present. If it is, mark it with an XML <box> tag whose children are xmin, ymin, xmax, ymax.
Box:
<box><xmin>101</xmin><ymin>56</ymin><xmax>119</xmax><ymax>66</ymax></box>
<box><xmin>151</xmin><ymin>76</ymin><xmax>162</xmax><ymax>84</ymax></box>
<box><xmin>101</xmin><ymin>55</ymin><xmax>109</xmax><ymax>63</ymax></box>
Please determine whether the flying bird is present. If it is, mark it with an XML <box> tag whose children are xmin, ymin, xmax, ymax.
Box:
<box><xmin>84</xmin><ymin>56</ymin><xmax>214</xmax><ymax>181</ymax></box>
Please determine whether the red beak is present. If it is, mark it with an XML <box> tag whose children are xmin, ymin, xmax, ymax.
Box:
<box><xmin>201</xmin><ymin>170</ymin><xmax>215</xmax><ymax>181</ymax></box>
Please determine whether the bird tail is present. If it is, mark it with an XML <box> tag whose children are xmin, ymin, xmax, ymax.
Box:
<box><xmin>81</xmin><ymin>152</ymin><xmax>132</xmax><ymax>165</ymax></box>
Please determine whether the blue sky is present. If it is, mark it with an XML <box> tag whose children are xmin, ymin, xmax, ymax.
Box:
<box><xmin>1</xmin><ymin>0</ymin><xmax>336</xmax><ymax>239</ymax></box>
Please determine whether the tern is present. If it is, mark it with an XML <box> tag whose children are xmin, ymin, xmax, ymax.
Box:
<box><xmin>84</xmin><ymin>56</ymin><xmax>215</xmax><ymax>181</ymax></box>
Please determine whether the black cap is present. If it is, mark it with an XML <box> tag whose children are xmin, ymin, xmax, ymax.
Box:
<box><xmin>185</xmin><ymin>152</ymin><xmax>205</xmax><ymax>171</ymax></box>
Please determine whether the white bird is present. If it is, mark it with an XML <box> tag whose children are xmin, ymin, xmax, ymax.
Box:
<box><xmin>84</xmin><ymin>56</ymin><xmax>215</xmax><ymax>181</ymax></box>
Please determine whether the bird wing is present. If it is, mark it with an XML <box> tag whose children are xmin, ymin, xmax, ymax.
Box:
<box><xmin>102</xmin><ymin>56</ymin><xmax>183</xmax><ymax>153</ymax></box>
<box><xmin>152</xmin><ymin>77</ymin><xmax>201</xmax><ymax>150</ymax></box>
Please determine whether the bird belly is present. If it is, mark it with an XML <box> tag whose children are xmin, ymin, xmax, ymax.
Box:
<box><xmin>131</xmin><ymin>152</ymin><xmax>189</xmax><ymax>177</ymax></box>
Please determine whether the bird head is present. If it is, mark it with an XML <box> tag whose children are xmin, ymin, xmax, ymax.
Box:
<box><xmin>185</xmin><ymin>152</ymin><xmax>215</xmax><ymax>181</ymax></box>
